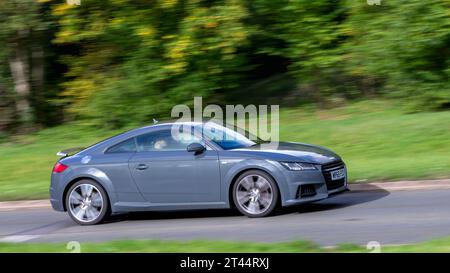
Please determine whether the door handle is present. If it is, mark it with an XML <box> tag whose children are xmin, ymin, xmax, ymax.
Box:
<box><xmin>136</xmin><ymin>164</ymin><xmax>148</xmax><ymax>170</ymax></box>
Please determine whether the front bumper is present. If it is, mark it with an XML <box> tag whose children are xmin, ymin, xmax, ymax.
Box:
<box><xmin>281</xmin><ymin>161</ymin><xmax>348</xmax><ymax>207</ymax></box>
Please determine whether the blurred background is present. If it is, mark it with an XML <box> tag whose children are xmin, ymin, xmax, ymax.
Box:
<box><xmin>0</xmin><ymin>0</ymin><xmax>449</xmax><ymax>200</ymax></box>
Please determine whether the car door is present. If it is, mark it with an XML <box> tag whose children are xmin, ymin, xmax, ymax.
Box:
<box><xmin>128</xmin><ymin>128</ymin><xmax>221</xmax><ymax>204</ymax></box>
<box><xmin>97</xmin><ymin>137</ymin><xmax>146</xmax><ymax>203</ymax></box>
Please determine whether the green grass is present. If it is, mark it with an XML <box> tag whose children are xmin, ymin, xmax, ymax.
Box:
<box><xmin>0</xmin><ymin>99</ymin><xmax>450</xmax><ymax>201</ymax></box>
<box><xmin>1</xmin><ymin>237</ymin><xmax>450</xmax><ymax>253</ymax></box>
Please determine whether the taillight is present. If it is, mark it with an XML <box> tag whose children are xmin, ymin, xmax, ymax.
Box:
<box><xmin>53</xmin><ymin>162</ymin><xmax>68</xmax><ymax>173</ymax></box>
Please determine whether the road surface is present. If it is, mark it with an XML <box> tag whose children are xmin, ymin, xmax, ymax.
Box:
<box><xmin>1</xmin><ymin>188</ymin><xmax>450</xmax><ymax>246</ymax></box>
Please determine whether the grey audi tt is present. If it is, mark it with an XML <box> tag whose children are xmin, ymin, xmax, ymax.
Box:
<box><xmin>50</xmin><ymin>121</ymin><xmax>348</xmax><ymax>225</ymax></box>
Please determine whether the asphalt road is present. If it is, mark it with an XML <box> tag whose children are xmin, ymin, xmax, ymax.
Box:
<box><xmin>1</xmin><ymin>188</ymin><xmax>450</xmax><ymax>246</ymax></box>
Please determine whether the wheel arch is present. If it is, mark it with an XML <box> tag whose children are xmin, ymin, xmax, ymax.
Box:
<box><xmin>62</xmin><ymin>177</ymin><xmax>112</xmax><ymax>212</ymax></box>
<box><xmin>228</xmin><ymin>167</ymin><xmax>282</xmax><ymax>209</ymax></box>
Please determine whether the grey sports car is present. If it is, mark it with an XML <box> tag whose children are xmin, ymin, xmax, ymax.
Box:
<box><xmin>50</xmin><ymin>121</ymin><xmax>348</xmax><ymax>225</ymax></box>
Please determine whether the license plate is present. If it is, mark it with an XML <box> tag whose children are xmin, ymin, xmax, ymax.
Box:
<box><xmin>330</xmin><ymin>168</ymin><xmax>346</xmax><ymax>180</ymax></box>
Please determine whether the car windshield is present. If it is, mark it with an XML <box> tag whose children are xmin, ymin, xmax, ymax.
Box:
<box><xmin>195</xmin><ymin>122</ymin><xmax>261</xmax><ymax>150</ymax></box>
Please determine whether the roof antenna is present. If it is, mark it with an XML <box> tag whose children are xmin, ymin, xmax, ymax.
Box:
<box><xmin>153</xmin><ymin>118</ymin><xmax>159</xmax><ymax>124</ymax></box>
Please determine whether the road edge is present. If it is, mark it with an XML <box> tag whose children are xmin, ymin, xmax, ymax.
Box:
<box><xmin>349</xmin><ymin>179</ymin><xmax>450</xmax><ymax>192</ymax></box>
<box><xmin>1</xmin><ymin>179</ymin><xmax>450</xmax><ymax>211</ymax></box>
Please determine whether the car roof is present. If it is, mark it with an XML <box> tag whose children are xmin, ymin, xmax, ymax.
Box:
<box><xmin>77</xmin><ymin>120</ymin><xmax>219</xmax><ymax>155</ymax></box>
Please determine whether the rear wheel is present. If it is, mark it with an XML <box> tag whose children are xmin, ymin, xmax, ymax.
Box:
<box><xmin>232</xmin><ymin>170</ymin><xmax>279</xmax><ymax>217</ymax></box>
<box><xmin>65</xmin><ymin>180</ymin><xmax>110</xmax><ymax>225</ymax></box>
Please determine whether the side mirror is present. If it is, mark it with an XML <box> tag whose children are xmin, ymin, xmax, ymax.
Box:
<box><xmin>187</xmin><ymin>142</ymin><xmax>206</xmax><ymax>155</ymax></box>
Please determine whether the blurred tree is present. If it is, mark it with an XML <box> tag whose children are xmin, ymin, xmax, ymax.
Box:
<box><xmin>0</xmin><ymin>0</ymin><xmax>40</xmax><ymax>126</ymax></box>
<box><xmin>1</xmin><ymin>0</ymin><xmax>446</xmax><ymax>133</ymax></box>
<box><xmin>52</xmin><ymin>0</ymin><xmax>250</xmax><ymax>127</ymax></box>
<box><xmin>342</xmin><ymin>0</ymin><xmax>450</xmax><ymax>110</ymax></box>
<box><xmin>249</xmin><ymin>0</ymin><xmax>348</xmax><ymax>105</ymax></box>
<box><xmin>0</xmin><ymin>0</ymin><xmax>58</xmax><ymax>130</ymax></box>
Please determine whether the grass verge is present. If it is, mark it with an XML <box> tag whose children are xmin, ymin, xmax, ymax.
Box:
<box><xmin>1</xmin><ymin>237</ymin><xmax>450</xmax><ymax>253</ymax></box>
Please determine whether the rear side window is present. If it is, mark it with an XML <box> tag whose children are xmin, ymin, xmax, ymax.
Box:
<box><xmin>106</xmin><ymin>138</ymin><xmax>137</xmax><ymax>153</ymax></box>
<box><xmin>136</xmin><ymin>129</ymin><xmax>202</xmax><ymax>152</ymax></box>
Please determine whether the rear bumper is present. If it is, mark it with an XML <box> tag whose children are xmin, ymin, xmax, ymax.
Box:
<box><xmin>50</xmin><ymin>197</ymin><xmax>64</xmax><ymax>211</ymax></box>
<box><xmin>49</xmin><ymin>173</ymin><xmax>65</xmax><ymax>211</ymax></box>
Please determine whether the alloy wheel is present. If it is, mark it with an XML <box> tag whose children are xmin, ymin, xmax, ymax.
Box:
<box><xmin>68</xmin><ymin>184</ymin><xmax>104</xmax><ymax>223</ymax></box>
<box><xmin>235</xmin><ymin>174</ymin><xmax>274</xmax><ymax>215</ymax></box>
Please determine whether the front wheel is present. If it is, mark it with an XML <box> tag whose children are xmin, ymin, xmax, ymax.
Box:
<box><xmin>232</xmin><ymin>170</ymin><xmax>279</xmax><ymax>217</ymax></box>
<box><xmin>65</xmin><ymin>180</ymin><xmax>110</xmax><ymax>225</ymax></box>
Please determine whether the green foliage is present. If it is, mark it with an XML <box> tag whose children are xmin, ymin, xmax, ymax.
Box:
<box><xmin>342</xmin><ymin>0</ymin><xmax>450</xmax><ymax>110</ymax></box>
<box><xmin>252</xmin><ymin>0</ymin><xmax>346</xmax><ymax>87</ymax></box>
<box><xmin>50</xmin><ymin>0</ymin><xmax>450</xmax><ymax>126</ymax></box>
<box><xmin>0</xmin><ymin>0</ymin><xmax>61</xmax><ymax>128</ymax></box>
<box><xmin>0</xmin><ymin>0</ymin><xmax>448</xmax><ymax>130</ymax></box>
<box><xmin>0</xmin><ymin>0</ymin><xmax>43</xmax><ymax>127</ymax></box>
<box><xmin>53</xmin><ymin>0</ymin><xmax>250</xmax><ymax>126</ymax></box>
<box><xmin>0</xmin><ymin>0</ymin><xmax>42</xmax><ymax>38</ymax></box>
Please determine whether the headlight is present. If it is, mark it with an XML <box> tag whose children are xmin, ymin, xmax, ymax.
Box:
<box><xmin>279</xmin><ymin>162</ymin><xmax>317</xmax><ymax>171</ymax></box>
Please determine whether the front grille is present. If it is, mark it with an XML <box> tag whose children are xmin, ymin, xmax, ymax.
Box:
<box><xmin>322</xmin><ymin>160</ymin><xmax>346</xmax><ymax>191</ymax></box>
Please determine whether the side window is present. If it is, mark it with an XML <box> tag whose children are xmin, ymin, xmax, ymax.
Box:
<box><xmin>136</xmin><ymin>129</ymin><xmax>202</xmax><ymax>152</ymax></box>
<box><xmin>106</xmin><ymin>138</ymin><xmax>137</xmax><ymax>153</ymax></box>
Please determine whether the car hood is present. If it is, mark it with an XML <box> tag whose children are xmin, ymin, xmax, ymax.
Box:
<box><xmin>231</xmin><ymin>142</ymin><xmax>341</xmax><ymax>164</ymax></box>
